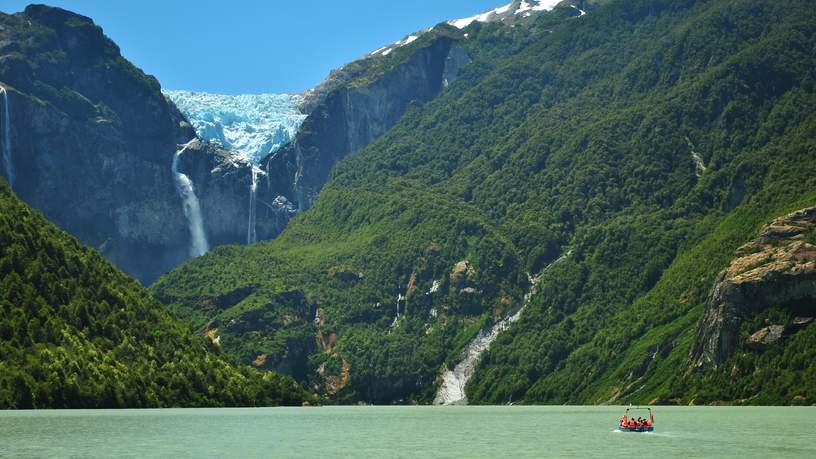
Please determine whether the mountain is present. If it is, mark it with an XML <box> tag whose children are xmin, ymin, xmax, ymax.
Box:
<box><xmin>163</xmin><ymin>91</ymin><xmax>307</xmax><ymax>166</ymax></box>
<box><xmin>154</xmin><ymin>0</ymin><xmax>816</xmax><ymax>406</ymax></box>
<box><xmin>446</xmin><ymin>0</ymin><xmax>578</xmax><ymax>28</ymax></box>
<box><xmin>0</xmin><ymin>4</ymin><xmax>532</xmax><ymax>283</ymax></box>
<box><xmin>0</xmin><ymin>5</ymin><xmax>198</xmax><ymax>282</ymax></box>
<box><xmin>0</xmin><ymin>179</ymin><xmax>308</xmax><ymax>408</ymax></box>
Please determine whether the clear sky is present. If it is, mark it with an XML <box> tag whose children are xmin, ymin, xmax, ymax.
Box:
<box><xmin>2</xmin><ymin>0</ymin><xmax>503</xmax><ymax>94</ymax></box>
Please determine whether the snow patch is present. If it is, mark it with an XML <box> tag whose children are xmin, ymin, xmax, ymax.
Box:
<box><xmin>517</xmin><ymin>0</ymin><xmax>559</xmax><ymax>14</ymax></box>
<box><xmin>401</xmin><ymin>35</ymin><xmax>419</xmax><ymax>46</ymax></box>
<box><xmin>448</xmin><ymin>0</ymin><xmax>562</xmax><ymax>29</ymax></box>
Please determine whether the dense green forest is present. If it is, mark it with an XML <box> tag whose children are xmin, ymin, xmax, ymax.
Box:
<box><xmin>154</xmin><ymin>0</ymin><xmax>816</xmax><ymax>405</ymax></box>
<box><xmin>0</xmin><ymin>181</ymin><xmax>309</xmax><ymax>408</ymax></box>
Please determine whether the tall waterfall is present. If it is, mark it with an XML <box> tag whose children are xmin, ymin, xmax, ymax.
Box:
<box><xmin>247</xmin><ymin>165</ymin><xmax>265</xmax><ymax>244</ymax></box>
<box><xmin>172</xmin><ymin>140</ymin><xmax>210</xmax><ymax>257</ymax></box>
<box><xmin>163</xmin><ymin>91</ymin><xmax>307</xmax><ymax>247</ymax></box>
<box><xmin>0</xmin><ymin>86</ymin><xmax>14</xmax><ymax>189</ymax></box>
<box><xmin>433</xmin><ymin>252</ymin><xmax>571</xmax><ymax>405</ymax></box>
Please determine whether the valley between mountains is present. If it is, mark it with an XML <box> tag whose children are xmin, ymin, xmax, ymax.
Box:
<box><xmin>1</xmin><ymin>0</ymin><xmax>814</xmax><ymax>408</ymax></box>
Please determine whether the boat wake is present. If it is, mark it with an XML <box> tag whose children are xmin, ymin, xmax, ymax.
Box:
<box><xmin>611</xmin><ymin>429</ymin><xmax>678</xmax><ymax>438</ymax></box>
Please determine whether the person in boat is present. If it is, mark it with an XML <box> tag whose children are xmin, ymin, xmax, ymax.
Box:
<box><xmin>628</xmin><ymin>418</ymin><xmax>636</xmax><ymax>429</ymax></box>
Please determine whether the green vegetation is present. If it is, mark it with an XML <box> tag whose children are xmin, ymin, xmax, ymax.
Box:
<box><xmin>0</xmin><ymin>181</ymin><xmax>309</xmax><ymax>408</ymax></box>
<box><xmin>155</xmin><ymin>0</ymin><xmax>816</xmax><ymax>405</ymax></box>
<box><xmin>0</xmin><ymin>5</ymin><xmax>167</xmax><ymax>128</ymax></box>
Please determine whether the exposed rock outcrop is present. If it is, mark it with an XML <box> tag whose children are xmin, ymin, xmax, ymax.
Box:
<box><xmin>689</xmin><ymin>207</ymin><xmax>816</xmax><ymax>369</ymax></box>
<box><xmin>747</xmin><ymin>325</ymin><xmax>785</xmax><ymax>346</ymax></box>
<box><xmin>450</xmin><ymin>260</ymin><xmax>477</xmax><ymax>289</ymax></box>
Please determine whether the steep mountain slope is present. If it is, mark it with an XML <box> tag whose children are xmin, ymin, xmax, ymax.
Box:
<box><xmin>0</xmin><ymin>179</ymin><xmax>308</xmax><ymax>408</ymax></box>
<box><xmin>155</xmin><ymin>0</ymin><xmax>816</xmax><ymax>405</ymax></box>
<box><xmin>1</xmin><ymin>4</ymin><xmax>547</xmax><ymax>283</ymax></box>
<box><xmin>463</xmin><ymin>0</ymin><xmax>816</xmax><ymax>405</ymax></box>
<box><xmin>0</xmin><ymin>5</ymin><xmax>199</xmax><ymax>282</ymax></box>
<box><xmin>153</xmin><ymin>5</ymin><xmax>591</xmax><ymax>404</ymax></box>
<box><xmin>262</xmin><ymin>1</ymin><xmax>592</xmax><ymax>215</ymax></box>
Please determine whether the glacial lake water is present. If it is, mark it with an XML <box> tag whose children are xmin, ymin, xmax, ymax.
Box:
<box><xmin>1</xmin><ymin>406</ymin><xmax>814</xmax><ymax>458</ymax></box>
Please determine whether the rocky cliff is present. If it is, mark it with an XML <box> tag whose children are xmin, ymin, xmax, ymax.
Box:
<box><xmin>0</xmin><ymin>5</ymin><xmax>205</xmax><ymax>282</ymax></box>
<box><xmin>262</xmin><ymin>31</ymin><xmax>470</xmax><ymax>213</ymax></box>
<box><xmin>0</xmin><ymin>6</ymin><xmax>473</xmax><ymax>282</ymax></box>
<box><xmin>167</xmin><ymin>27</ymin><xmax>473</xmax><ymax>256</ymax></box>
<box><xmin>689</xmin><ymin>207</ymin><xmax>816</xmax><ymax>370</ymax></box>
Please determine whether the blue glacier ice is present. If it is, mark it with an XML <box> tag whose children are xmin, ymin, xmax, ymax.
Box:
<box><xmin>164</xmin><ymin>90</ymin><xmax>307</xmax><ymax>165</ymax></box>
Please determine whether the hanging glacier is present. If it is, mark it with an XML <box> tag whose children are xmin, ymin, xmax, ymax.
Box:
<box><xmin>163</xmin><ymin>90</ymin><xmax>307</xmax><ymax>165</ymax></box>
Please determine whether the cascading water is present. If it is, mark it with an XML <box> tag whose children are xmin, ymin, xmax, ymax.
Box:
<box><xmin>164</xmin><ymin>90</ymin><xmax>307</xmax><ymax>245</ymax></box>
<box><xmin>247</xmin><ymin>165</ymin><xmax>266</xmax><ymax>244</ymax></box>
<box><xmin>172</xmin><ymin>140</ymin><xmax>210</xmax><ymax>257</ymax></box>
<box><xmin>433</xmin><ymin>251</ymin><xmax>571</xmax><ymax>405</ymax></box>
<box><xmin>0</xmin><ymin>86</ymin><xmax>14</xmax><ymax>189</ymax></box>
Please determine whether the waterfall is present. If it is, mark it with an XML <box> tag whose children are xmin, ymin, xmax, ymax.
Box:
<box><xmin>172</xmin><ymin>140</ymin><xmax>210</xmax><ymax>257</ymax></box>
<box><xmin>433</xmin><ymin>251</ymin><xmax>571</xmax><ymax>405</ymax></box>
<box><xmin>391</xmin><ymin>293</ymin><xmax>405</xmax><ymax>328</ymax></box>
<box><xmin>0</xmin><ymin>86</ymin><xmax>14</xmax><ymax>189</ymax></box>
<box><xmin>247</xmin><ymin>165</ymin><xmax>265</xmax><ymax>244</ymax></box>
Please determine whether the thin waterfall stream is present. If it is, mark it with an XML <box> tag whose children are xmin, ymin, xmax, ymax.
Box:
<box><xmin>434</xmin><ymin>251</ymin><xmax>571</xmax><ymax>405</ymax></box>
<box><xmin>0</xmin><ymin>86</ymin><xmax>14</xmax><ymax>189</ymax></box>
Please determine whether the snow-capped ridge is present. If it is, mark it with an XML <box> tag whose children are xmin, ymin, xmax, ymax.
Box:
<box><xmin>369</xmin><ymin>30</ymin><xmax>429</xmax><ymax>58</ymax></box>
<box><xmin>366</xmin><ymin>1</ymin><xmax>568</xmax><ymax>59</ymax></box>
<box><xmin>448</xmin><ymin>0</ymin><xmax>563</xmax><ymax>29</ymax></box>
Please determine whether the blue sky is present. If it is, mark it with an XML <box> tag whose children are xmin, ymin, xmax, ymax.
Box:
<box><xmin>2</xmin><ymin>0</ymin><xmax>502</xmax><ymax>94</ymax></box>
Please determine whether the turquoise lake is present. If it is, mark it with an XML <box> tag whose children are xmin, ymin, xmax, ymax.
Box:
<box><xmin>1</xmin><ymin>406</ymin><xmax>814</xmax><ymax>458</ymax></box>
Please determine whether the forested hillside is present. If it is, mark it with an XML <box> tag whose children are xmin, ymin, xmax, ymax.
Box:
<box><xmin>154</xmin><ymin>0</ymin><xmax>816</xmax><ymax>405</ymax></box>
<box><xmin>0</xmin><ymin>180</ymin><xmax>309</xmax><ymax>408</ymax></box>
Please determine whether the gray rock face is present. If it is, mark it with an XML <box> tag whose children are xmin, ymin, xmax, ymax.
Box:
<box><xmin>747</xmin><ymin>325</ymin><xmax>785</xmax><ymax>346</ymax></box>
<box><xmin>689</xmin><ymin>207</ymin><xmax>816</xmax><ymax>370</ymax></box>
<box><xmin>262</xmin><ymin>36</ymin><xmax>469</xmax><ymax>214</ymax></box>
<box><xmin>0</xmin><ymin>6</ymin><xmax>471</xmax><ymax>283</ymax></box>
<box><xmin>0</xmin><ymin>6</ymin><xmax>199</xmax><ymax>283</ymax></box>
<box><xmin>179</xmin><ymin>36</ymin><xmax>471</xmax><ymax>251</ymax></box>
<box><xmin>173</xmin><ymin>140</ymin><xmax>295</xmax><ymax>249</ymax></box>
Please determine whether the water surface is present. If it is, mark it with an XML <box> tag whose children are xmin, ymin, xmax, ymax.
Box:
<box><xmin>1</xmin><ymin>406</ymin><xmax>813</xmax><ymax>458</ymax></box>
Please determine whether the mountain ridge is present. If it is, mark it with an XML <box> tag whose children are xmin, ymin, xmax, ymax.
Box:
<box><xmin>1</xmin><ymin>0</ymin><xmax>814</xmax><ymax>407</ymax></box>
<box><xmin>154</xmin><ymin>0</ymin><xmax>816</xmax><ymax>405</ymax></box>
